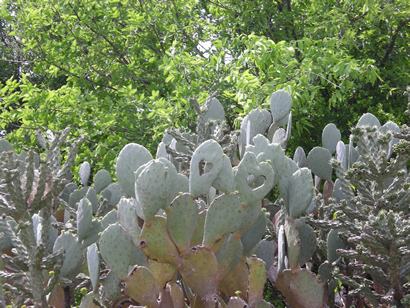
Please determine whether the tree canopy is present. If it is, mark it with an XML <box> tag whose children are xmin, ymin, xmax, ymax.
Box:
<box><xmin>0</xmin><ymin>0</ymin><xmax>409</xmax><ymax>170</ymax></box>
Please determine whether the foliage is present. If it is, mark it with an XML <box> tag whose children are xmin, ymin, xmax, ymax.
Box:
<box><xmin>0</xmin><ymin>0</ymin><xmax>409</xmax><ymax>171</ymax></box>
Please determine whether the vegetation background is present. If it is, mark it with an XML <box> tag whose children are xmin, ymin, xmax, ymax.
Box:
<box><xmin>0</xmin><ymin>0</ymin><xmax>409</xmax><ymax>171</ymax></box>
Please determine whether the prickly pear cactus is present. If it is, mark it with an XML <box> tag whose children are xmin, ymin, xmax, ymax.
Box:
<box><xmin>78</xmin><ymin>89</ymin><xmax>324</xmax><ymax>307</ymax></box>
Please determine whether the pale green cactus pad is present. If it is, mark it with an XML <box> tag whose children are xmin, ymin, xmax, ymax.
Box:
<box><xmin>270</xmin><ymin>89</ymin><xmax>292</xmax><ymax>126</ymax></box>
<box><xmin>115</xmin><ymin>143</ymin><xmax>152</xmax><ymax>197</ymax></box>
<box><xmin>136</xmin><ymin>159</ymin><xmax>179</xmax><ymax>221</ymax></box>
<box><xmin>322</xmin><ymin>123</ymin><xmax>341</xmax><ymax>154</ymax></box>
<box><xmin>241</xmin><ymin>211</ymin><xmax>266</xmax><ymax>255</ymax></box>
<box><xmin>216</xmin><ymin>233</ymin><xmax>243</xmax><ymax>278</ymax></box>
<box><xmin>234</xmin><ymin>152</ymin><xmax>275</xmax><ymax>203</ymax></box>
<box><xmin>203</xmin><ymin>193</ymin><xmax>247</xmax><ymax>247</ymax></box>
<box><xmin>77</xmin><ymin>198</ymin><xmax>94</xmax><ymax>241</ymax></box>
<box><xmin>293</xmin><ymin>146</ymin><xmax>307</xmax><ymax>167</ymax></box>
<box><xmin>117</xmin><ymin>197</ymin><xmax>141</xmax><ymax>245</ymax></box>
<box><xmin>287</xmin><ymin>168</ymin><xmax>313</xmax><ymax>218</ymax></box>
<box><xmin>357</xmin><ymin>112</ymin><xmax>381</xmax><ymax>128</ymax></box>
<box><xmin>307</xmin><ymin>146</ymin><xmax>332</xmax><ymax>181</ymax></box>
<box><xmin>79</xmin><ymin>161</ymin><xmax>91</xmax><ymax>186</ymax></box>
<box><xmin>327</xmin><ymin>229</ymin><xmax>345</xmax><ymax>263</ymax></box>
<box><xmin>53</xmin><ymin>232</ymin><xmax>83</xmax><ymax>279</ymax></box>
<box><xmin>93</xmin><ymin>169</ymin><xmax>112</xmax><ymax>193</ymax></box>
<box><xmin>189</xmin><ymin>139</ymin><xmax>224</xmax><ymax>197</ymax></box>
<box><xmin>86</xmin><ymin>243</ymin><xmax>99</xmax><ymax>292</ymax></box>
<box><xmin>99</xmin><ymin>223</ymin><xmax>146</xmax><ymax>278</ymax></box>
<box><xmin>166</xmin><ymin>193</ymin><xmax>198</xmax><ymax>254</ymax></box>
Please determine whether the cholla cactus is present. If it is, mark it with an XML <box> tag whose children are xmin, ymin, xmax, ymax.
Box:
<box><xmin>0</xmin><ymin>129</ymin><xmax>82</xmax><ymax>307</ymax></box>
<box><xmin>310</xmin><ymin>113</ymin><xmax>410</xmax><ymax>307</ymax></box>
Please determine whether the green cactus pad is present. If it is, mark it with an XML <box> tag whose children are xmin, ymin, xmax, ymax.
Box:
<box><xmin>166</xmin><ymin>193</ymin><xmax>198</xmax><ymax>254</ymax></box>
<box><xmin>276</xmin><ymin>269</ymin><xmax>326</xmax><ymax>308</ymax></box>
<box><xmin>179</xmin><ymin>246</ymin><xmax>219</xmax><ymax>300</ymax></box>
<box><xmin>191</xmin><ymin>210</ymin><xmax>206</xmax><ymax>246</ymax></box>
<box><xmin>327</xmin><ymin>229</ymin><xmax>345</xmax><ymax>263</ymax></box>
<box><xmin>86</xmin><ymin>243</ymin><xmax>99</xmax><ymax>292</ymax></box>
<box><xmin>115</xmin><ymin>143</ymin><xmax>152</xmax><ymax>197</ymax></box>
<box><xmin>53</xmin><ymin>232</ymin><xmax>83</xmax><ymax>279</ymax></box>
<box><xmin>307</xmin><ymin>146</ymin><xmax>332</xmax><ymax>181</ymax></box>
<box><xmin>139</xmin><ymin>216</ymin><xmax>180</xmax><ymax>265</ymax></box>
<box><xmin>287</xmin><ymin>168</ymin><xmax>313</xmax><ymax>218</ymax></box>
<box><xmin>164</xmin><ymin>282</ymin><xmax>185</xmax><ymax>308</ymax></box>
<box><xmin>295</xmin><ymin>219</ymin><xmax>317</xmax><ymax>266</ymax></box>
<box><xmin>79</xmin><ymin>161</ymin><xmax>91</xmax><ymax>186</ymax></box>
<box><xmin>148</xmin><ymin>259</ymin><xmax>177</xmax><ymax>288</ymax></box>
<box><xmin>216</xmin><ymin>233</ymin><xmax>243</xmax><ymax>279</ymax></box>
<box><xmin>99</xmin><ymin>223</ymin><xmax>146</xmax><ymax>278</ymax></box>
<box><xmin>77</xmin><ymin>198</ymin><xmax>94</xmax><ymax>241</ymax></box>
<box><xmin>241</xmin><ymin>211</ymin><xmax>266</xmax><ymax>255</ymax></box>
<box><xmin>136</xmin><ymin>159</ymin><xmax>179</xmax><ymax>221</ymax></box>
<box><xmin>318</xmin><ymin>261</ymin><xmax>332</xmax><ymax>282</ymax></box>
<box><xmin>247</xmin><ymin>257</ymin><xmax>266</xmax><ymax>306</ymax></box>
<box><xmin>203</xmin><ymin>193</ymin><xmax>247</xmax><ymax>247</ymax></box>
<box><xmin>255</xmin><ymin>240</ymin><xmax>276</xmax><ymax>270</ymax></box>
<box><xmin>189</xmin><ymin>139</ymin><xmax>224</xmax><ymax>197</ymax></box>
<box><xmin>234</xmin><ymin>152</ymin><xmax>275</xmax><ymax>203</ymax></box>
<box><xmin>123</xmin><ymin>265</ymin><xmax>160</xmax><ymax>307</ymax></box>
<box><xmin>93</xmin><ymin>169</ymin><xmax>112</xmax><ymax>193</ymax></box>
<box><xmin>322</xmin><ymin>123</ymin><xmax>341</xmax><ymax>154</ymax></box>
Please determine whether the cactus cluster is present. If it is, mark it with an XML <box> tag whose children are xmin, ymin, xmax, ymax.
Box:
<box><xmin>307</xmin><ymin>110</ymin><xmax>410</xmax><ymax>307</ymax></box>
<box><xmin>0</xmin><ymin>90</ymin><xmax>409</xmax><ymax>307</ymax></box>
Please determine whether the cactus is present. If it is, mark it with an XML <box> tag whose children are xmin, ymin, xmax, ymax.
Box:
<box><xmin>3</xmin><ymin>90</ymin><xmax>407</xmax><ymax>307</ymax></box>
<box><xmin>308</xmin><ymin>111</ymin><xmax>410</xmax><ymax>307</ymax></box>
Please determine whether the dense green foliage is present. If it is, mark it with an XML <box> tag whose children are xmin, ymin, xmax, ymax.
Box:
<box><xmin>0</xmin><ymin>0</ymin><xmax>409</xmax><ymax>170</ymax></box>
